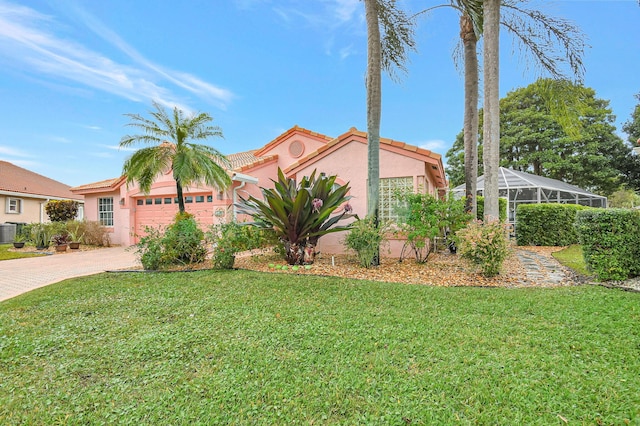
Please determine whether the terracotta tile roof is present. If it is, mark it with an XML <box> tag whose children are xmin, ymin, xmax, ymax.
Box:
<box><xmin>70</xmin><ymin>151</ymin><xmax>276</xmax><ymax>194</ymax></box>
<box><xmin>254</xmin><ymin>125</ymin><xmax>332</xmax><ymax>156</ymax></box>
<box><xmin>227</xmin><ymin>150</ymin><xmax>278</xmax><ymax>173</ymax></box>
<box><xmin>70</xmin><ymin>177</ymin><xmax>124</xmax><ymax>192</ymax></box>
<box><xmin>285</xmin><ymin>127</ymin><xmax>441</xmax><ymax>169</ymax></box>
<box><xmin>0</xmin><ymin>161</ymin><xmax>82</xmax><ymax>200</ymax></box>
<box><xmin>227</xmin><ymin>150</ymin><xmax>260</xmax><ymax>169</ymax></box>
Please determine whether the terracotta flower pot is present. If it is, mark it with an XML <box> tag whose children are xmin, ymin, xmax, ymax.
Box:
<box><xmin>55</xmin><ymin>244</ymin><xmax>68</xmax><ymax>252</ymax></box>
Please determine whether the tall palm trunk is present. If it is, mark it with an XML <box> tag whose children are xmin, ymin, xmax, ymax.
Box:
<box><xmin>365</xmin><ymin>0</ymin><xmax>382</xmax><ymax>265</ymax></box>
<box><xmin>482</xmin><ymin>0</ymin><xmax>500</xmax><ymax>221</ymax></box>
<box><xmin>175</xmin><ymin>177</ymin><xmax>186</xmax><ymax>213</ymax></box>
<box><xmin>461</xmin><ymin>12</ymin><xmax>479</xmax><ymax>217</ymax></box>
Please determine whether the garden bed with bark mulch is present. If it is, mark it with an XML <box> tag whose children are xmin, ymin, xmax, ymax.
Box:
<box><xmin>234</xmin><ymin>246</ymin><xmax>570</xmax><ymax>288</ymax></box>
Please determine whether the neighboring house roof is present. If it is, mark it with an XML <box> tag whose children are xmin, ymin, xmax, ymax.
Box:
<box><xmin>0</xmin><ymin>161</ymin><xmax>83</xmax><ymax>201</ymax></box>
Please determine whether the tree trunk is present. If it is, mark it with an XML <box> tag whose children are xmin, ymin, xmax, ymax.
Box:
<box><xmin>176</xmin><ymin>179</ymin><xmax>186</xmax><ymax>214</ymax></box>
<box><xmin>365</xmin><ymin>0</ymin><xmax>382</xmax><ymax>265</ymax></box>
<box><xmin>483</xmin><ymin>0</ymin><xmax>501</xmax><ymax>221</ymax></box>
<box><xmin>461</xmin><ymin>13</ymin><xmax>479</xmax><ymax>217</ymax></box>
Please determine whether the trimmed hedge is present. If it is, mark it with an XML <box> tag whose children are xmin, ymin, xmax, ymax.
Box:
<box><xmin>476</xmin><ymin>196</ymin><xmax>507</xmax><ymax>222</ymax></box>
<box><xmin>574</xmin><ymin>208</ymin><xmax>640</xmax><ymax>281</ymax></box>
<box><xmin>516</xmin><ymin>203</ymin><xmax>588</xmax><ymax>246</ymax></box>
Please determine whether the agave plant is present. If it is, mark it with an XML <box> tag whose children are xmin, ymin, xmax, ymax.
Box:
<box><xmin>237</xmin><ymin>168</ymin><xmax>354</xmax><ymax>265</ymax></box>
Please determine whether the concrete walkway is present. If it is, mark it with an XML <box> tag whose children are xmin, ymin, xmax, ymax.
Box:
<box><xmin>0</xmin><ymin>247</ymin><xmax>139</xmax><ymax>302</ymax></box>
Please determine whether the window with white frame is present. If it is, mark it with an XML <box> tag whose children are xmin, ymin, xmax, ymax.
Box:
<box><xmin>98</xmin><ymin>197</ymin><xmax>114</xmax><ymax>226</ymax></box>
<box><xmin>379</xmin><ymin>177</ymin><xmax>413</xmax><ymax>222</ymax></box>
<box><xmin>5</xmin><ymin>197</ymin><xmax>22</xmax><ymax>214</ymax></box>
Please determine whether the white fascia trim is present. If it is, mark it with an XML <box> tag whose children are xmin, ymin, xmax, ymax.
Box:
<box><xmin>0</xmin><ymin>190</ymin><xmax>83</xmax><ymax>202</ymax></box>
<box><xmin>231</xmin><ymin>172</ymin><xmax>258</xmax><ymax>185</ymax></box>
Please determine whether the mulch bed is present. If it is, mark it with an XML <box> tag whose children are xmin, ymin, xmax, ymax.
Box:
<box><xmin>234</xmin><ymin>246</ymin><xmax>569</xmax><ymax>288</ymax></box>
<box><xmin>8</xmin><ymin>244</ymin><xmax>109</xmax><ymax>255</ymax></box>
<box><xmin>11</xmin><ymin>243</ymin><xmax>576</xmax><ymax>288</ymax></box>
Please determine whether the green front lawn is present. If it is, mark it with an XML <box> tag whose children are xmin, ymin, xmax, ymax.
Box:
<box><xmin>0</xmin><ymin>243</ymin><xmax>43</xmax><ymax>260</ymax></box>
<box><xmin>553</xmin><ymin>244</ymin><xmax>592</xmax><ymax>277</ymax></box>
<box><xmin>1</xmin><ymin>271</ymin><xmax>639</xmax><ymax>424</ymax></box>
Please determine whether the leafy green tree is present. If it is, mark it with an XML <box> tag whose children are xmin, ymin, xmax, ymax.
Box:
<box><xmin>608</xmin><ymin>188</ymin><xmax>640</xmax><ymax>209</ymax></box>
<box><xmin>447</xmin><ymin>79</ymin><xmax>633</xmax><ymax>195</ymax></box>
<box><xmin>621</xmin><ymin>92</ymin><xmax>640</xmax><ymax>191</ymax></box>
<box><xmin>120</xmin><ymin>101</ymin><xmax>231</xmax><ymax>214</ymax></box>
<box><xmin>237</xmin><ymin>168</ymin><xmax>353</xmax><ymax>265</ymax></box>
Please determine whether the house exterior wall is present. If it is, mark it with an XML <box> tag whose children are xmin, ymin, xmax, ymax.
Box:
<box><xmin>290</xmin><ymin>138</ymin><xmax>438</xmax><ymax>256</ymax></box>
<box><xmin>74</xmin><ymin>128</ymin><xmax>446</xmax><ymax>257</ymax></box>
<box><xmin>1</xmin><ymin>194</ymin><xmax>84</xmax><ymax>225</ymax></box>
<box><xmin>258</xmin><ymin>133</ymin><xmax>329</xmax><ymax>170</ymax></box>
<box><xmin>1</xmin><ymin>195</ymin><xmax>47</xmax><ymax>224</ymax></box>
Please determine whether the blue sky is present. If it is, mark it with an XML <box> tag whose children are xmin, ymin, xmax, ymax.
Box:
<box><xmin>0</xmin><ymin>0</ymin><xmax>638</xmax><ymax>187</ymax></box>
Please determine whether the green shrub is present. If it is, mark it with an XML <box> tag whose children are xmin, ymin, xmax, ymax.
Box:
<box><xmin>208</xmin><ymin>222</ymin><xmax>275</xmax><ymax>269</ymax></box>
<box><xmin>476</xmin><ymin>196</ymin><xmax>507</xmax><ymax>222</ymax></box>
<box><xmin>134</xmin><ymin>214</ymin><xmax>207</xmax><ymax>270</ymax></box>
<box><xmin>136</xmin><ymin>227</ymin><xmax>164</xmax><ymax>270</ymax></box>
<box><xmin>394</xmin><ymin>192</ymin><xmax>471</xmax><ymax>263</ymax></box>
<box><xmin>574</xmin><ymin>208</ymin><xmax>640</xmax><ymax>281</ymax></box>
<box><xmin>162</xmin><ymin>214</ymin><xmax>207</xmax><ymax>266</ymax></box>
<box><xmin>343</xmin><ymin>217</ymin><xmax>389</xmax><ymax>268</ymax></box>
<box><xmin>65</xmin><ymin>220</ymin><xmax>85</xmax><ymax>243</ymax></box>
<box><xmin>456</xmin><ymin>220</ymin><xmax>510</xmax><ymax>277</ymax></box>
<box><xmin>30</xmin><ymin>224</ymin><xmax>50</xmax><ymax>249</ymax></box>
<box><xmin>516</xmin><ymin>203</ymin><xmax>588</xmax><ymax>246</ymax></box>
<box><xmin>45</xmin><ymin>200</ymin><xmax>79</xmax><ymax>222</ymax></box>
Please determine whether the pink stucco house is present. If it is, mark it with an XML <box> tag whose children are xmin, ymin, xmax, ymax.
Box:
<box><xmin>70</xmin><ymin>126</ymin><xmax>447</xmax><ymax>255</ymax></box>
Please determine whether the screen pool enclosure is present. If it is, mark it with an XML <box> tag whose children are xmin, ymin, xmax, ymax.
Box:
<box><xmin>452</xmin><ymin>167</ymin><xmax>607</xmax><ymax>224</ymax></box>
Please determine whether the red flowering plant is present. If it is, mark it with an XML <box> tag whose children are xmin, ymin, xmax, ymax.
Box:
<box><xmin>237</xmin><ymin>168</ymin><xmax>355</xmax><ymax>265</ymax></box>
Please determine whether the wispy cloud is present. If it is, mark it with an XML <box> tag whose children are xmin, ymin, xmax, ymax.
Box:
<box><xmin>89</xmin><ymin>151</ymin><xmax>113</xmax><ymax>158</ymax></box>
<box><xmin>0</xmin><ymin>1</ymin><xmax>234</xmax><ymax>110</ymax></box>
<box><xmin>272</xmin><ymin>0</ymin><xmax>363</xmax><ymax>59</ymax></box>
<box><xmin>103</xmin><ymin>144</ymin><xmax>137</xmax><ymax>152</ymax></box>
<box><xmin>0</xmin><ymin>145</ymin><xmax>38</xmax><ymax>168</ymax></box>
<box><xmin>418</xmin><ymin>139</ymin><xmax>448</xmax><ymax>152</ymax></box>
<box><xmin>50</xmin><ymin>136</ymin><xmax>72</xmax><ymax>144</ymax></box>
<box><xmin>0</xmin><ymin>145</ymin><xmax>31</xmax><ymax>157</ymax></box>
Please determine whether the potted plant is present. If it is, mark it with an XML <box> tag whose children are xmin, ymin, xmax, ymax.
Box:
<box><xmin>32</xmin><ymin>224</ymin><xmax>50</xmax><ymax>250</ymax></box>
<box><xmin>51</xmin><ymin>233</ymin><xmax>70</xmax><ymax>252</ymax></box>
<box><xmin>67</xmin><ymin>225</ymin><xmax>84</xmax><ymax>249</ymax></box>
<box><xmin>12</xmin><ymin>232</ymin><xmax>26</xmax><ymax>249</ymax></box>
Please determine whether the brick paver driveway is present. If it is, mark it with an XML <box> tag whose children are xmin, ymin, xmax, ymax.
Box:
<box><xmin>0</xmin><ymin>247</ymin><xmax>139</xmax><ymax>302</ymax></box>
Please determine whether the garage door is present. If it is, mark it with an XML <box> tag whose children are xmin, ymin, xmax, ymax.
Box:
<box><xmin>133</xmin><ymin>194</ymin><xmax>217</xmax><ymax>241</ymax></box>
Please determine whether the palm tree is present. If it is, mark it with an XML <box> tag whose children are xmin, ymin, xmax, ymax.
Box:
<box><xmin>459</xmin><ymin>9</ymin><xmax>480</xmax><ymax>216</ymax></box>
<box><xmin>120</xmin><ymin>101</ymin><xmax>231</xmax><ymax>214</ymax></box>
<box><xmin>482</xmin><ymin>0</ymin><xmax>501</xmax><ymax>221</ymax></box>
<box><xmin>364</xmin><ymin>0</ymin><xmax>382</xmax><ymax>224</ymax></box>
<box><xmin>364</xmin><ymin>0</ymin><xmax>415</xmax><ymax>265</ymax></box>
<box><xmin>415</xmin><ymin>0</ymin><xmax>585</xmax><ymax>218</ymax></box>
